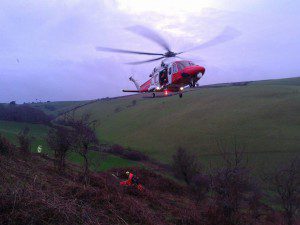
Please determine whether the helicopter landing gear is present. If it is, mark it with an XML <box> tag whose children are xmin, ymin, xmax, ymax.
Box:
<box><xmin>189</xmin><ymin>82</ymin><xmax>196</xmax><ymax>88</ymax></box>
<box><xmin>190</xmin><ymin>78</ymin><xmax>198</xmax><ymax>88</ymax></box>
<box><xmin>152</xmin><ymin>93</ymin><xmax>156</xmax><ymax>98</ymax></box>
<box><xmin>179</xmin><ymin>93</ymin><xmax>183</xmax><ymax>98</ymax></box>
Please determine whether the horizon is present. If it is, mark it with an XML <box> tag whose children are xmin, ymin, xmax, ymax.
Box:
<box><xmin>1</xmin><ymin>75</ymin><xmax>298</xmax><ymax>104</ymax></box>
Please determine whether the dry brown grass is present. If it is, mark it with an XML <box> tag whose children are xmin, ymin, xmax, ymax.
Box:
<box><xmin>0</xmin><ymin>148</ymin><xmax>287</xmax><ymax>225</ymax></box>
<box><xmin>0</xmin><ymin>153</ymin><xmax>201</xmax><ymax>225</ymax></box>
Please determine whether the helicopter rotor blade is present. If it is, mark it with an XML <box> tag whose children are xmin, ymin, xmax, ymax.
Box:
<box><xmin>175</xmin><ymin>55</ymin><xmax>205</xmax><ymax>63</ymax></box>
<box><xmin>126</xmin><ymin>56</ymin><xmax>165</xmax><ymax>65</ymax></box>
<box><xmin>95</xmin><ymin>46</ymin><xmax>164</xmax><ymax>56</ymax></box>
<box><xmin>127</xmin><ymin>25</ymin><xmax>171</xmax><ymax>52</ymax></box>
<box><xmin>182</xmin><ymin>27</ymin><xmax>241</xmax><ymax>53</ymax></box>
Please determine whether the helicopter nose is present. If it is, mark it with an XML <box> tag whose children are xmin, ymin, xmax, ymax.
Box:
<box><xmin>182</xmin><ymin>66</ymin><xmax>205</xmax><ymax>78</ymax></box>
<box><xmin>196</xmin><ymin>66</ymin><xmax>205</xmax><ymax>76</ymax></box>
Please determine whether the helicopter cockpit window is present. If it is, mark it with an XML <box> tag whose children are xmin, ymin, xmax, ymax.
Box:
<box><xmin>177</xmin><ymin>61</ymin><xmax>191</xmax><ymax>71</ymax></box>
<box><xmin>177</xmin><ymin>63</ymin><xmax>184</xmax><ymax>71</ymax></box>
<box><xmin>169</xmin><ymin>67</ymin><xmax>172</xmax><ymax>75</ymax></box>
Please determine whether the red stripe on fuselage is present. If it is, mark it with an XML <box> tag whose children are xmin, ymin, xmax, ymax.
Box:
<box><xmin>140</xmin><ymin>80</ymin><xmax>151</xmax><ymax>92</ymax></box>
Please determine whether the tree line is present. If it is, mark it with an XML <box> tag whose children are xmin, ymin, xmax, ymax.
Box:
<box><xmin>0</xmin><ymin>103</ymin><xmax>53</xmax><ymax>124</ymax></box>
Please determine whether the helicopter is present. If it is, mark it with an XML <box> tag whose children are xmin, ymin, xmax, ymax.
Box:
<box><xmin>96</xmin><ymin>25</ymin><xmax>240</xmax><ymax>98</ymax></box>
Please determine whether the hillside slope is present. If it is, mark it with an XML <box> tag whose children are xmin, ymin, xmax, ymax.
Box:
<box><xmin>0</xmin><ymin>154</ymin><xmax>202</xmax><ymax>225</ymax></box>
<box><xmin>31</xmin><ymin>100</ymin><xmax>91</xmax><ymax>117</ymax></box>
<box><xmin>62</xmin><ymin>77</ymin><xmax>300</xmax><ymax>166</ymax></box>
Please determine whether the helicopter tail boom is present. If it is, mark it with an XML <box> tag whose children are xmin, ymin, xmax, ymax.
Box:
<box><xmin>122</xmin><ymin>90</ymin><xmax>141</xmax><ymax>92</ymax></box>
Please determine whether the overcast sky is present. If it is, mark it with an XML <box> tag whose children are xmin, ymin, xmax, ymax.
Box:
<box><xmin>0</xmin><ymin>0</ymin><xmax>299</xmax><ymax>103</ymax></box>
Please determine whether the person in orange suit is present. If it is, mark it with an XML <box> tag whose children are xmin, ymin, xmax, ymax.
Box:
<box><xmin>120</xmin><ymin>171</ymin><xmax>144</xmax><ymax>191</ymax></box>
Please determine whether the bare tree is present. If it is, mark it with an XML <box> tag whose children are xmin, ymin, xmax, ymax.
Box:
<box><xmin>267</xmin><ymin>159</ymin><xmax>300</xmax><ymax>225</ymax></box>
<box><xmin>46</xmin><ymin>126</ymin><xmax>73</xmax><ymax>172</ymax></box>
<box><xmin>171</xmin><ymin>147</ymin><xmax>201</xmax><ymax>185</ymax></box>
<box><xmin>208</xmin><ymin>138</ymin><xmax>262</xmax><ymax>225</ymax></box>
<box><xmin>210</xmin><ymin>166</ymin><xmax>260</xmax><ymax>225</ymax></box>
<box><xmin>215</xmin><ymin>137</ymin><xmax>247</xmax><ymax>169</ymax></box>
<box><xmin>70</xmin><ymin>114</ymin><xmax>99</xmax><ymax>184</ymax></box>
<box><xmin>17</xmin><ymin>127</ymin><xmax>33</xmax><ymax>156</ymax></box>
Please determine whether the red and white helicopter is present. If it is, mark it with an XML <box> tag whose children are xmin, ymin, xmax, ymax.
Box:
<box><xmin>96</xmin><ymin>26</ymin><xmax>239</xmax><ymax>98</ymax></box>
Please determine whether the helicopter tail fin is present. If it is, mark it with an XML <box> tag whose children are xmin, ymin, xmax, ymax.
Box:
<box><xmin>129</xmin><ymin>76</ymin><xmax>140</xmax><ymax>91</ymax></box>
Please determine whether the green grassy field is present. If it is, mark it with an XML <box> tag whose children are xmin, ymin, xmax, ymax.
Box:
<box><xmin>58</xmin><ymin>77</ymin><xmax>300</xmax><ymax>170</ymax></box>
<box><xmin>68</xmin><ymin>151</ymin><xmax>139</xmax><ymax>171</ymax></box>
<box><xmin>31</xmin><ymin>100</ymin><xmax>91</xmax><ymax>117</ymax></box>
<box><xmin>1</xmin><ymin>77</ymin><xmax>299</xmax><ymax>172</ymax></box>
<box><xmin>0</xmin><ymin>121</ymin><xmax>49</xmax><ymax>152</ymax></box>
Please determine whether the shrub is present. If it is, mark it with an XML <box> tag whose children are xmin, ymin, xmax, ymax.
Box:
<box><xmin>171</xmin><ymin>147</ymin><xmax>201</xmax><ymax>185</ymax></box>
<box><xmin>17</xmin><ymin>127</ymin><xmax>33</xmax><ymax>156</ymax></box>
<box><xmin>207</xmin><ymin>141</ymin><xmax>262</xmax><ymax>225</ymax></box>
<box><xmin>114</xmin><ymin>106</ymin><xmax>122</xmax><ymax>113</ymax></box>
<box><xmin>108</xmin><ymin>145</ymin><xmax>148</xmax><ymax>161</ymax></box>
<box><xmin>125</xmin><ymin>149</ymin><xmax>148</xmax><ymax>161</ymax></box>
<box><xmin>111</xmin><ymin>144</ymin><xmax>125</xmax><ymax>155</ymax></box>
<box><xmin>0</xmin><ymin>134</ymin><xmax>15</xmax><ymax>156</ymax></box>
<box><xmin>191</xmin><ymin>173</ymin><xmax>210</xmax><ymax>202</ymax></box>
<box><xmin>46</xmin><ymin>126</ymin><xmax>73</xmax><ymax>172</ymax></box>
<box><xmin>266</xmin><ymin>158</ymin><xmax>300</xmax><ymax>225</ymax></box>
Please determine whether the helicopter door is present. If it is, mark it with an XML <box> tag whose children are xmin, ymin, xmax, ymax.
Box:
<box><xmin>168</xmin><ymin>65</ymin><xmax>172</xmax><ymax>84</ymax></box>
<box><xmin>159</xmin><ymin>68</ymin><xmax>168</xmax><ymax>86</ymax></box>
<box><xmin>169</xmin><ymin>63</ymin><xmax>178</xmax><ymax>84</ymax></box>
<box><xmin>154</xmin><ymin>73</ymin><xmax>159</xmax><ymax>86</ymax></box>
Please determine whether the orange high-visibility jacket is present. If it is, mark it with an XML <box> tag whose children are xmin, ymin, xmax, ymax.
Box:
<box><xmin>120</xmin><ymin>173</ymin><xmax>144</xmax><ymax>191</ymax></box>
<box><xmin>120</xmin><ymin>173</ymin><xmax>134</xmax><ymax>186</ymax></box>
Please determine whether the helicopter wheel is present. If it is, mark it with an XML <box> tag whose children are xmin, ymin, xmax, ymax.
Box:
<box><xmin>179</xmin><ymin>93</ymin><xmax>183</xmax><ymax>98</ymax></box>
<box><xmin>152</xmin><ymin>93</ymin><xmax>156</xmax><ymax>98</ymax></box>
